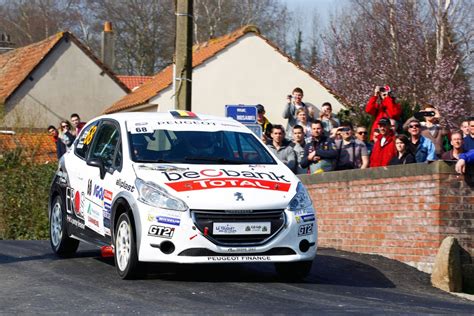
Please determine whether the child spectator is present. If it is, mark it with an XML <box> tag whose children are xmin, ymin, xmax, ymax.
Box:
<box><xmin>334</xmin><ymin>122</ymin><xmax>369</xmax><ymax>170</ymax></box>
<box><xmin>70</xmin><ymin>113</ymin><xmax>86</xmax><ymax>136</ymax></box>
<box><xmin>404</xmin><ymin>118</ymin><xmax>436</xmax><ymax>162</ymax></box>
<box><xmin>319</xmin><ymin>102</ymin><xmax>340</xmax><ymax>136</ymax></box>
<box><xmin>365</xmin><ymin>85</ymin><xmax>402</xmax><ymax>141</ymax></box>
<box><xmin>441</xmin><ymin>131</ymin><xmax>464</xmax><ymax>160</ymax></box>
<box><xmin>291</xmin><ymin>125</ymin><xmax>308</xmax><ymax>174</ymax></box>
<box><xmin>267</xmin><ymin>125</ymin><xmax>296</xmax><ymax>172</ymax></box>
<box><xmin>300</xmin><ymin>120</ymin><xmax>337</xmax><ymax>173</ymax></box>
<box><xmin>369</xmin><ymin>118</ymin><xmax>397</xmax><ymax>167</ymax></box>
<box><xmin>389</xmin><ymin>135</ymin><xmax>416</xmax><ymax>165</ymax></box>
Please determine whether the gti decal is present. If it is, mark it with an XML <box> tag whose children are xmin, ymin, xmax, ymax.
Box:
<box><xmin>148</xmin><ymin>225</ymin><xmax>175</xmax><ymax>239</ymax></box>
<box><xmin>298</xmin><ymin>223</ymin><xmax>313</xmax><ymax>237</ymax></box>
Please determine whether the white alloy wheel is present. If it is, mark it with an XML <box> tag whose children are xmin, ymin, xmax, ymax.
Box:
<box><xmin>116</xmin><ymin>220</ymin><xmax>131</xmax><ymax>272</ymax></box>
<box><xmin>50</xmin><ymin>201</ymin><xmax>63</xmax><ymax>247</ymax></box>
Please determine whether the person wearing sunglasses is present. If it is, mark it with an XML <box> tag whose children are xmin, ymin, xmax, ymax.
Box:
<box><xmin>404</xmin><ymin>118</ymin><xmax>436</xmax><ymax>163</ymax></box>
<box><xmin>334</xmin><ymin>122</ymin><xmax>369</xmax><ymax>170</ymax></box>
<box><xmin>58</xmin><ymin>120</ymin><xmax>76</xmax><ymax>148</ymax></box>
<box><xmin>369</xmin><ymin>117</ymin><xmax>397</xmax><ymax>167</ymax></box>
<box><xmin>355</xmin><ymin>126</ymin><xmax>373</xmax><ymax>156</ymax></box>
<box><xmin>365</xmin><ymin>85</ymin><xmax>402</xmax><ymax>142</ymax></box>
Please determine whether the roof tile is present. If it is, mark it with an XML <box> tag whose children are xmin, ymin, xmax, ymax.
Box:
<box><xmin>0</xmin><ymin>132</ymin><xmax>57</xmax><ymax>164</ymax></box>
<box><xmin>117</xmin><ymin>75</ymin><xmax>153</xmax><ymax>90</ymax></box>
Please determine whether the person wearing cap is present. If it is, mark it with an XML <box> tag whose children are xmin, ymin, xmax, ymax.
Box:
<box><xmin>256</xmin><ymin>104</ymin><xmax>273</xmax><ymax>143</ymax></box>
<box><xmin>365</xmin><ymin>85</ymin><xmax>401</xmax><ymax>142</ymax></box>
<box><xmin>404</xmin><ymin>117</ymin><xmax>436</xmax><ymax>162</ymax></box>
<box><xmin>369</xmin><ymin>117</ymin><xmax>397</xmax><ymax>167</ymax></box>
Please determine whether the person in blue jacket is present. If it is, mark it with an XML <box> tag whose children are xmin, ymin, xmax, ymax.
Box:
<box><xmin>404</xmin><ymin>118</ymin><xmax>436</xmax><ymax>162</ymax></box>
<box><xmin>455</xmin><ymin>149</ymin><xmax>474</xmax><ymax>174</ymax></box>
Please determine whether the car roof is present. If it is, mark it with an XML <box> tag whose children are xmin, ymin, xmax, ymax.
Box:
<box><xmin>93</xmin><ymin>111</ymin><xmax>250</xmax><ymax>132</ymax></box>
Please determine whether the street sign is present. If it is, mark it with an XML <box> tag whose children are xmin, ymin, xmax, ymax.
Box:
<box><xmin>225</xmin><ymin>105</ymin><xmax>257</xmax><ymax>124</ymax></box>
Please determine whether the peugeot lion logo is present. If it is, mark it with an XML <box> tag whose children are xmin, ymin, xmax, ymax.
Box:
<box><xmin>234</xmin><ymin>192</ymin><xmax>244</xmax><ymax>201</ymax></box>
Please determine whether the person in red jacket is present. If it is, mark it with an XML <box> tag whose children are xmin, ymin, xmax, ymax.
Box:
<box><xmin>365</xmin><ymin>85</ymin><xmax>402</xmax><ymax>141</ymax></box>
<box><xmin>370</xmin><ymin>118</ymin><xmax>397</xmax><ymax>167</ymax></box>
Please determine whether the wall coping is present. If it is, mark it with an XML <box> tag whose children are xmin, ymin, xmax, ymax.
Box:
<box><xmin>298</xmin><ymin>161</ymin><xmax>463</xmax><ymax>185</ymax></box>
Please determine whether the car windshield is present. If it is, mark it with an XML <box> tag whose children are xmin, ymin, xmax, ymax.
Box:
<box><xmin>128</xmin><ymin>129</ymin><xmax>276</xmax><ymax>165</ymax></box>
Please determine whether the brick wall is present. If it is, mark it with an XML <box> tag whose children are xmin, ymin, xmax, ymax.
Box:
<box><xmin>300</xmin><ymin>161</ymin><xmax>474</xmax><ymax>273</ymax></box>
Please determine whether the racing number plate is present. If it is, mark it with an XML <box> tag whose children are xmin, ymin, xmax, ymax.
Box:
<box><xmin>213</xmin><ymin>222</ymin><xmax>271</xmax><ymax>235</ymax></box>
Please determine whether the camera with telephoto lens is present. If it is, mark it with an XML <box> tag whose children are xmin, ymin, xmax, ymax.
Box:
<box><xmin>414</xmin><ymin>111</ymin><xmax>436</xmax><ymax>120</ymax></box>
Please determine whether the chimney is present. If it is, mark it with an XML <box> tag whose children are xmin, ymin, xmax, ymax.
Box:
<box><xmin>0</xmin><ymin>33</ymin><xmax>14</xmax><ymax>54</ymax></box>
<box><xmin>101</xmin><ymin>22</ymin><xmax>115</xmax><ymax>70</ymax></box>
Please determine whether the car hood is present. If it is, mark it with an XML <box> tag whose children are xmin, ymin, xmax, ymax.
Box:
<box><xmin>133</xmin><ymin>163</ymin><xmax>298</xmax><ymax>210</ymax></box>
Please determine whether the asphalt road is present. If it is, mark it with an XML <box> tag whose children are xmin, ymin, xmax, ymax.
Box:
<box><xmin>0</xmin><ymin>240</ymin><xmax>473</xmax><ymax>314</ymax></box>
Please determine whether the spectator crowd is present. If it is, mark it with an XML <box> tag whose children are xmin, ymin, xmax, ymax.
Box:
<box><xmin>261</xmin><ymin>86</ymin><xmax>474</xmax><ymax>175</ymax></box>
<box><xmin>47</xmin><ymin>113</ymin><xmax>85</xmax><ymax>159</ymax></box>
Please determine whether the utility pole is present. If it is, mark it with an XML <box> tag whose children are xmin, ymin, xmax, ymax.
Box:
<box><xmin>174</xmin><ymin>0</ymin><xmax>193</xmax><ymax>111</ymax></box>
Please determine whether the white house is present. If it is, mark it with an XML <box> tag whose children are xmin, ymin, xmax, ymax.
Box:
<box><xmin>104</xmin><ymin>25</ymin><xmax>348</xmax><ymax>126</ymax></box>
<box><xmin>0</xmin><ymin>31</ymin><xmax>129</xmax><ymax>128</ymax></box>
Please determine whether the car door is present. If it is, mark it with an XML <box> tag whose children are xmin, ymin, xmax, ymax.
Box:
<box><xmin>63</xmin><ymin>120</ymin><xmax>101</xmax><ymax>236</ymax></box>
<box><xmin>81</xmin><ymin>120</ymin><xmax>122</xmax><ymax>241</ymax></box>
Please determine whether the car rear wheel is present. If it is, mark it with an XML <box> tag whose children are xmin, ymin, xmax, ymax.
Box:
<box><xmin>275</xmin><ymin>261</ymin><xmax>313</xmax><ymax>280</ymax></box>
<box><xmin>114</xmin><ymin>212</ymin><xmax>140</xmax><ymax>279</ymax></box>
<box><xmin>50</xmin><ymin>195</ymin><xmax>79</xmax><ymax>256</ymax></box>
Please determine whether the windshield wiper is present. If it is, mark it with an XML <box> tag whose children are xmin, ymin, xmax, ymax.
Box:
<box><xmin>183</xmin><ymin>156</ymin><xmax>244</xmax><ymax>164</ymax></box>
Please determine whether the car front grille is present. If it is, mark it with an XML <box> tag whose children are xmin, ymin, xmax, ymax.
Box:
<box><xmin>190</xmin><ymin>209</ymin><xmax>286</xmax><ymax>246</ymax></box>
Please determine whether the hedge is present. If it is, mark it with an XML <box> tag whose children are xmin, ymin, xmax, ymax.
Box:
<box><xmin>0</xmin><ymin>152</ymin><xmax>57</xmax><ymax>239</ymax></box>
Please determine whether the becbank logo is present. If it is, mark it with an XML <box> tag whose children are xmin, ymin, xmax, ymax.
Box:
<box><xmin>162</xmin><ymin>169</ymin><xmax>290</xmax><ymax>182</ymax></box>
<box><xmin>163</xmin><ymin>169</ymin><xmax>291</xmax><ymax>192</ymax></box>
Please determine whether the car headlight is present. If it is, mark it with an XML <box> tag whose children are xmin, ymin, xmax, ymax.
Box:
<box><xmin>135</xmin><ymin>178</ymin><xmax>188</xmax><ymax>211</ymax></box>
<box><xmin>288</xmin><ymin>182</ymin><xmax>313</xmax><ymax>212</ymax></box>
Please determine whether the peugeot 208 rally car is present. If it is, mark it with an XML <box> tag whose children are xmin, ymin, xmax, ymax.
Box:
<box><xmin>49</xmin><ymin>111</ymin><xmax>317</xmax><ymax>279</ymax></box>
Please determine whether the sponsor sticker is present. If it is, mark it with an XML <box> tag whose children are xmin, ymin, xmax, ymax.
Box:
<box><xmin>302</xmin><ymin>214</ymin><xmax>315</xmax><ymax>222</ymax></box>
<box><xmin>298</xmin><ymin>223</ymin><xmax>313</xmax><ymax>236</ymax></box>
<box><xmin>213</xmin><ymin>222</ymin><xmax>270</xmax><ymax>235</ymax></box>
<box><xmin>166</xmin><ymin>178</ymin><xmax>290</xmax><ymax>192</ymax></box>
<box><xmin>156</xmin><ymin>216</ymin><xmax>180</xmax><ymax>226</ymax></box>
<box><xmin>116</xmin><ymin>179</ymin><xmax>135</xmax><ymax>192</ymax></box>
<box><xmin>66</xmin><ymin>215</ymin><xmax>85</xmax><ymax>229</ymax></box>
<box><xmin>207</xmin><ymin>256</ymin><xmax>271</xmax><ymax>262</ymax></box>
<box><xmin>148</xmin><ymin>225</ymin><xmax>175</xmax><ymax>239</ymax></box>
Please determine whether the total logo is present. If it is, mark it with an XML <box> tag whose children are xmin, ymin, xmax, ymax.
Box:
<box><xmin>163</xmin><ymin>169</ymin><xmax>291</xmax><ymax>192</ymax></box>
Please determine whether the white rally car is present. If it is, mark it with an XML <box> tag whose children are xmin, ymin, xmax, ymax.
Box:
<box><xmin>49</xmin><ymin>111</ymin><xmax>317</xmax><ymax>279</ymax></box>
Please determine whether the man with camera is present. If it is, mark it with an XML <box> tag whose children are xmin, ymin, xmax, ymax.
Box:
<box><xmin>365</xmin><ymin>85</ymin><xmax>402</xmax><ymax>141</ymax></box>
<box><xmin>319</xmin><ymin>102</ymin><xmax>340</xmax><ymax>136</ymax></box>
<box><xmin>282</xmin><ymin>87</ymin><xmax>317</xmax><ymax>138</ymax></box>
<box><xmin>403</xmin><ymin>105</ymin><xmax>448</xmax><ymax>158</ymax></box>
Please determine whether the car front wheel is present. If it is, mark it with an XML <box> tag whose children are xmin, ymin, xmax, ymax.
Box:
<box><xmin>50</xmin><ymin>195</ymin><xmax>79</xmax><ymax>256</ymax></box>
<box><xmin>114</xmin><ymin>212</ymin><xmax>140</xmax><ymax>279</ymax></box>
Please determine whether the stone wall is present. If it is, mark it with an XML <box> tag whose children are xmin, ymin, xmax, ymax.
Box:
<box><xmin>300</xmin><ymin>161</ymin><xmax>474</xmax><ymax>273</ymax></box>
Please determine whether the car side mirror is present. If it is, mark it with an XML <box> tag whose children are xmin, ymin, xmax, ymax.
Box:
<box><xmin>87</xmin><ymin>158</ymin><xmax>106</xmax><ymax>179</ymax></box>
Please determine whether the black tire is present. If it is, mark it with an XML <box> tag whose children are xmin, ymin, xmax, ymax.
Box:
<box><xmin>275</xmin><ymin>261</ymin><xmax>313</xmax><ymax>280</ymax></box>
<box><xmin>49</xmin><ymin>195</ymin><xmax>79</xmax><ymax>257</ymax></box>
<box><xmin>114</xmin><ymin>212</ymin><xmax>140</xmax><ymax>279</ymax></box>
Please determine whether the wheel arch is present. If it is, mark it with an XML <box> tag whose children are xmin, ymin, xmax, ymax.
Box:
<box><xmin>111</xmin><ymin>192</ymin><xmax>142</xmax><ymax>252</ymax></box>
